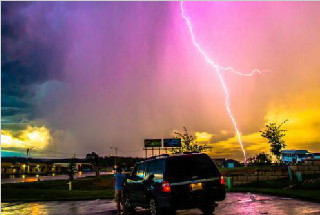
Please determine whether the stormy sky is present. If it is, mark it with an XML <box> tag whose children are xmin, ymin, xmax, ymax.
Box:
<box><xmin>2</xmin><ymin>1</ymin><xmax>320</xmax><ymax>160</ymax></box>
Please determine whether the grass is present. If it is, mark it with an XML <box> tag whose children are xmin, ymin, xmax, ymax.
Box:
<box><xmin>227</xmin><ymin>174</ymin><xmax>320</xmax><ymax>202</ymax></box>
<box><xmin>2</xmin><ymin>175</ymin><xmax>115</xmax><ymax>202</ymax></box>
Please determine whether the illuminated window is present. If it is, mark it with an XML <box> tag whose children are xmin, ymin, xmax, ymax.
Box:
<box><xmin>146</xmin><ymin>160</ymin><xmax>164</xmax><ymax>180</ymax></box>
<box><xmin>135</xmin><ymin>163</ymin><xmax>146</xmax><ymax>179</ymax></box>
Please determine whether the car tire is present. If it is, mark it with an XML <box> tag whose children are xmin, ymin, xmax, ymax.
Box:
<box><xmin>150</xmin><ymin>198</ymin><xmax>162</xmax><ymax>215</ymax></box>
<box><xmin>149</xmin><ymin>198</ymin><xmax>174</xmax><ymax>215</ymax></box>
<box><xmin>124</xmin><ymin>193</ymin><xmax>136</xmax><ymax>213</ymax></box>
<box><xmin>200</xmin><ymin>202</ymin><xmax>216</xmax><ymax>215</ymax></box>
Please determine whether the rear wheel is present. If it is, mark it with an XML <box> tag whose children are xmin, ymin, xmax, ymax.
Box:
<box><xmin>150</xmin><ymin>198</ymin><xmax>159</xmax><ymax>215</ymax></box>
<box><xmin>149</xmin><ymin>198</ymin><xmax>175</xmax><ymax>215</ymax></box>
<box><xmin>124</xmin><ymin>193</ymin><xmax>136</xmax><ymax>213</ymax></box>
<box><xmin>200</xmin><ymin>201</ymin><xmax>217</xmax><ymax>215</ymax></box>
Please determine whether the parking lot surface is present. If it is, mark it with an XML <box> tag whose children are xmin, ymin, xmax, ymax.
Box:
<box><xmin>2</xmin><ymin>192</ymin><xmax>320</xmax><ymax>215</ymax></box>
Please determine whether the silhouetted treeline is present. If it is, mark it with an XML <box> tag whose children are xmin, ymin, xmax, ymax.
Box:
<box><xmin>2</xmin><ymin>154</ymin><xmax>144</xmax><ymax>169</ymax></box>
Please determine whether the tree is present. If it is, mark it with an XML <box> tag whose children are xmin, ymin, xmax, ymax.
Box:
<box><xmin>260</xmin><ymin>120</ymin><xmax>288</xmax><ymax>162</ymax></box>
<box><xmin>86</xmin><ymin>152</ymin><xmax>99</xmax><ymax>163</ymax></box>
<box><xmin>247</xmin><ymin>153</ymin><xmax>272</xmax><ymax>165</ymax></box>
<box><xmin>171</xmin><ymin>127</ymin><xmax>210</xmax><ymax>154</ymax></box>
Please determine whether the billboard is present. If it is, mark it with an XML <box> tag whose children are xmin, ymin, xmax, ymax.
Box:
<box><xmin>163</xmin><ymin>138</ymin><xmax>181</xmax><ymax>147</ymax></box>
<box><xmin>144</xmin><ymin>139</ymin><xmax>162</xmax><ymax>148</ymax></box>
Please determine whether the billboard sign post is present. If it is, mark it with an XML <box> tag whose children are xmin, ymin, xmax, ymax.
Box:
<box><xmin>143</xmin><ymin>138</ymin><xmax>182</xmax><ymax>157</ymax></box>
<box><xmin>163</xmin><ymin>138</ymin><xmax>182</xmax><ymax>154</ymax></box>
<box><xmin>144</xmin><ymin>139</ymin><xmax>162</xmax><ymax>148</ymax></box>
<box><xmin>144</xmin><ymin>139</ymin><xmax>162</xmax><ymax>157</ymax></box>
<box><xmin>163</xmin><ymin>138</ymin><xmax>182</xmax><ymax>147</ymax></box>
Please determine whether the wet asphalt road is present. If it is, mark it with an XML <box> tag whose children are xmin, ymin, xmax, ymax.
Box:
<box><xmin>2</xmin><ymin>193</ymin><xmax>320</xmax><ymax>215</ymax></box>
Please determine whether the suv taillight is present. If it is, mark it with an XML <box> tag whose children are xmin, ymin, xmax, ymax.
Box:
<box><xmin>162</xmin><ymin>181</ymin><xmax>171</xmax><ymax>192</ymax></box>
<box><xmin>220</xmin><ymin>176</ymin><xmax>225</xmax><ymax>185</ymax></box>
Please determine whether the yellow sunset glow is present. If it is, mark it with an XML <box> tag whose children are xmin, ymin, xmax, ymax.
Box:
<box><xmin>208</xmin><ymin>92</ymin><xmax>320</xmax><ymax>160</ymax></box>
<box><xmin>1</xmin><ymin>130</ymin><xmax>27</xmax><ymax>148</ymax></box>
<box><xmin>195</xmin><ymin>132</ymin><xmax>213</xmax><ymax>142</ymax></box>
<box><xmin>1</xmin><ymin>126</ymin><xmax>50</xmax><ymax>149</ymax></box>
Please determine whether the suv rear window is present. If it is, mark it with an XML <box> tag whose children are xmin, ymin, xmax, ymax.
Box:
<box><xmin>165</xmin><ymin>154</ymin><xmax>220</xmax><ymax>182</ymax></box>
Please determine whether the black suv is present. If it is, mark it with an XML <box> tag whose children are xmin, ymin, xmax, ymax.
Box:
<box><xmin>125</xmin><ymin>153</ymin><xmax>226</xmax><ymax>215</ymax></box>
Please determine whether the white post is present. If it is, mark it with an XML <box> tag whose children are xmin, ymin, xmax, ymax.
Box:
<box><xmin>68</xmin><ymin>181</ymin><xmax>72</xmax><ymax>191</ymax></box>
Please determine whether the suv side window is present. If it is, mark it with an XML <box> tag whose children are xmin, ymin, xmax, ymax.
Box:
<box><xmin>136</xmin><ymin>163</ymin><xmax>146</xmax><ymax>180</ymax></box>
<box><xmin>146</xmin><ymin>159</ymin><xmax>164</xmax><ymax>180</ymax></box>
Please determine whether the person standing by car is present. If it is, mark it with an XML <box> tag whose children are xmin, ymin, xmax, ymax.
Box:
<box><xmin>114</xmin><ymin>166</ymin><xmax>126</xmax><ymax>215</ymax></box>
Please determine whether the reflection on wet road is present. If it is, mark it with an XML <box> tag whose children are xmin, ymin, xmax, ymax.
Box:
<box><xmin>2</xmin><ymin>193</ymin><xmax>320</xmax><ymax>215</ymax></box>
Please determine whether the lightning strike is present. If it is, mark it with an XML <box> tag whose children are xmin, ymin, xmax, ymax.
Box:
<box><xmin>180</xmin><ymin>2</ymin><xmax>261</xmax><ymax>161</ymax></box>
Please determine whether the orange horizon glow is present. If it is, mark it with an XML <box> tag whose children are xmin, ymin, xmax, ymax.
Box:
<box><xmin>1</xmin><ymin>126</ymin><xmax>51</xmax><ymax>150</ymax></box>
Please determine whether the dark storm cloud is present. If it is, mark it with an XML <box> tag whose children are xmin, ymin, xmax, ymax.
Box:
<box><xmin>2</xmin><ymin>1</ymin><xmax>68</xmax><ymax>126</ymax></box>
<box><xmin>2</xmin><ymin>1</ymin><xmax>174</xmax><ymax>158</ymax></box>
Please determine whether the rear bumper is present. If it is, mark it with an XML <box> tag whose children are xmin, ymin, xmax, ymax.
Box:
<box><xmin>156</xmin><ymin>187</ymin><xmax>226</xmax><ymax>209</ymax></box>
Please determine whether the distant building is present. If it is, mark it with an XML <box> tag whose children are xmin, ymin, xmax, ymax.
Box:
<box><xmin>212</xmin><ymin>158</ymin><xmax>242</xmax><ymax>168</ymax></box>
<box><xmin>53</xmin><ymin>162</ymin><xmax>93</xmax><ymax>172</ymax></box>
<box><xmin>86</xmin><ymin>152</ymin><xmax>99</xmax><ymax>160</ymax></box>
<box><xmin>311</xmin><ymin>153</ymin><xmax>320</xmax><ymax>160</ymax></box>
<box><xmin>1</xmin><ymin>162</ymin><xmax>62</xmax><ymax>176</ymax></box>
<box><xmin>1</xmin><ymin>161</ymin><xmax>93</xmax><ymax>176</ymax></box>
<box><xmin>281</xmin><ymin>150</ymin><xmax>310</xmax><ymax>164</ymax></box>
<box><xmin>223</xmin><ymin>159</ymin><xmax>242</xmax><ymax>168</ymax></box>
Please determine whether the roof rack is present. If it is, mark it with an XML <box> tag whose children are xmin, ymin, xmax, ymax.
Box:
<box><xmin>181</xmin><ymin>152</ymin><xmax>202</xmax><ymax>155</ymax></box>
<box><xmin>147</xmin><ymin>154</ymin><xmax>170</xmax><ymax>160</ymax></box>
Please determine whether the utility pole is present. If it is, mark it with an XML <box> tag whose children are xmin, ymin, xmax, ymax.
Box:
<box><xmin>26</xmin><ymin>147</ymin><xmax>35</xmax><ymax>158</ymax></box>
<box><xmin>111</xmin><ymin>147</ymin><xmax>118</xmax><ymax>167</ymax></box>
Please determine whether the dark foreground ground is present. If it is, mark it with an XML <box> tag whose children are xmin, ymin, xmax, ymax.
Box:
<box><xmin>2</xmin><ymin>192</ymin><xmax>320</xmax><ymax>215</ymax></box>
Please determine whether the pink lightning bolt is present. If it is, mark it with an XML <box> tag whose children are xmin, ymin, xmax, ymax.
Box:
<box><xmin>180</xmin><ymin>2</ymin><xmax>261</xmax><ymax>161</ymax></box>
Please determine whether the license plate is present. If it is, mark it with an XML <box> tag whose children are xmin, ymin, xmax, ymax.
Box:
<box><xmin>190</xmin><ymin>183</ymin><xmax>203</xmax><ymax>191</ymax></box>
